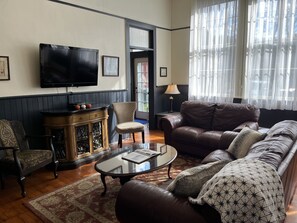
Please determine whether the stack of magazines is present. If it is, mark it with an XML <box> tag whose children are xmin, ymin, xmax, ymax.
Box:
<box><xmin>122</xmin><ymin>149</ymin><xmax>161</xmax><ymax>164</ymax></box>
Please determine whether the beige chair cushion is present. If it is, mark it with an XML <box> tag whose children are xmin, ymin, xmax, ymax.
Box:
<box><xmin>116</xmin><ymin>122</ymin><xmax>144</xmax><ymax>134</ymax></box>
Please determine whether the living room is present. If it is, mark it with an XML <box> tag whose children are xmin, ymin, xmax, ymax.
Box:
<box><xmin>1</xmin><ymin>0</ymin><xmax>297</xmax><ymax>222</ymax></box>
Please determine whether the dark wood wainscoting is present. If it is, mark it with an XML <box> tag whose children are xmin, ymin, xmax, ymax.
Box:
<box><xmin>155</xmin><ymin>85</ymin><xmax>189</xmax><ymax>113</ymax></box>
<box><xmin>0</xmin><ymin>90</ymin><xmax>128</xmax><ymax>148</ymax></box>
<box><xmin>259</xmin><ymin>108</ymin><xmax>297</xmax><ymax>128</ymax></box>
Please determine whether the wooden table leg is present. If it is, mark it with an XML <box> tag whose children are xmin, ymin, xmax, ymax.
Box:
<box><xmin>119</xmin><ymin>176</ymin><xmax>132</xmax><ymax>185</ymax></box>
<box><xmin>100</xmin><ymin>173</ymin><xmax>107</xmax><ymax>196</ymax></box>
<box><xmin>167</xmin><ymin>163</ymin><xmax>172</xmax><ymax>179</ymax></box>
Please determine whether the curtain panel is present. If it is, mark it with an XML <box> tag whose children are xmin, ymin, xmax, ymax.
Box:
<box><xmin>189</xmin><ymin>0</ymin><xmax>239</xmax><ymax>103</ymax></box>
<box><xmin>189</xmin><ymin>0</ymin><xmax>297</xmax><ymax>110</ymax></box>
<box><xmin>243</xmin><ymin>0</ymin><xmax>297</xmax><ymax>110</ymax></box>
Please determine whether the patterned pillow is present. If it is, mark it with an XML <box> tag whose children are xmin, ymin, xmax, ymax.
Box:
<box><xmin>189</xmin><ymin>159</ymin><xmax>286</xmax><ymax>223</ymax></box>
<box><xmin>227</xmin><ymin>127</ymin><xmax>266</xmax><ymax>159</ymax></box>
<box><xmin>166</xmin><ymin>160</ymin><xmax>230</xmax><ymax>197</ymax></box>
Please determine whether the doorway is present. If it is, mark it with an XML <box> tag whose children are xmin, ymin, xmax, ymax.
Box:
<box><xmin>131</xmin><ymin>52</ymin><xmax>149</xmax><ymax>120</ymax></box>
<box><xmin>126</xmin><ymin>20</ymin><xmax>156</xmax><ymax>129</ymax></box>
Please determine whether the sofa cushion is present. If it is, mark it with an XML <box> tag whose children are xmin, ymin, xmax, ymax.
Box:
<box><xmin>227</xmin><ymin>127</ymin><xmax>266</xmax><ymax>159</ymax></box>
<box><xmin>245</xmin><ymin>135</ymin><xmax>294</xmax><ymax>169</ymax></box>
<box><xmin>166</xmin><ymin>160</ymin><xmax>230</xmax><ymax>197</ymax></box>
<box><xmin>201</xmin><ymin>150</ymin><xmax>235</xmax><ymax>164</ymax></box>
<box><xmin>180</xmin><ymin>101</ymin><xmax>216</xmax><ymax>130</ymax></box>
<box><xmin>173</xmin><ymin>128</ymin><xmax>223</xmax><ymax>149</ymax></box>
<box><xmin>172</xmin><ymin>126</ymin><xmax>206</xmax><ymax>144</ymax></box>
<box><xmin>266</xmin><ymin>120</ymin><xmax>297</xmax><ymax>140</ymax></box>
<box><xmin>196</xmin><ymin>131</ymin><xmax>224</xmax><ymax>149</ymax></box>
<box><xmin>212</xmin><ymin>103</ymin><xmax>260</xmax><ymax>131</ymax></box>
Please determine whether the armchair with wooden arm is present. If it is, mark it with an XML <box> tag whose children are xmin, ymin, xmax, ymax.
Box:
<box><xmin>0</xmin><ymin>120</ymin><xmax>58</xmax><ymax>197</ymax></box>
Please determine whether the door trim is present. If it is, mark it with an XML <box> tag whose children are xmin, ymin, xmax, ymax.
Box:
<box><xmin>125</xmin><ymin>19</ymin><xmax>156</xmax><ymax>129</ymax></box>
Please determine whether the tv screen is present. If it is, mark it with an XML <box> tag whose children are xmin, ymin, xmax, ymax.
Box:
<box><xmin>40</xmin><ymin>43</ymin><xmax>99</xmax><ymax>88</ymax></box>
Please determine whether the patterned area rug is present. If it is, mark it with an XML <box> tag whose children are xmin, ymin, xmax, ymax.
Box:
<box><xmin>25</xmin><ymin>155</ymin><xmax>200</xmax><ymax>223</ymax></box>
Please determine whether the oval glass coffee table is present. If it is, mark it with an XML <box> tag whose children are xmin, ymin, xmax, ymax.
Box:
<box><xmin>95</xmin><ymin>143</ymin><xmax>177</xmax><ymax>195</ymax></box>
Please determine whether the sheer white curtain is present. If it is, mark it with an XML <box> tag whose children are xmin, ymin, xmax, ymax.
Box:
<box><xmin>243</xmin><ymin>0</ymin><xmax>297</xmax><ymax>110</ymax></box>
<box><xmin>189</xmin><ymin>0</ymin><xmax>239</xmax><ymax>103</ymax></box>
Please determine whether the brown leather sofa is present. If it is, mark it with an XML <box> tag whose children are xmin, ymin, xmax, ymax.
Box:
<box><xmin>161</xmin><ymin>101</ymin><xmax>260</xmax><ymax>158</ymax></box>
<box><xmin>115</xmin><ymin>120</ymin><xmax>297</xmax><ymax>223</ymax></box>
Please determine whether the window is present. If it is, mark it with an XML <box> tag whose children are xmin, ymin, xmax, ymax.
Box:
<box><xmin>189</xmin><ymin>0</ymin><xmax>297</xmax><ymax>110</ymax></box>
<box><xmin>129</xmin><ymin>27</ymin><xmax>150</xmax><ymax>49</ymax></box>
<box><xmin>189</xmin><ymin>0</ymin><xmax>239</xmax><ymax>103</ymax></box>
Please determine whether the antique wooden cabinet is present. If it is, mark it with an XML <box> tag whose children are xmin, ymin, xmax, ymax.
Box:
<box><xmin>42</xmin><ymin>106</ymin><xmax>109</xmax><ymax>169</ymax></box>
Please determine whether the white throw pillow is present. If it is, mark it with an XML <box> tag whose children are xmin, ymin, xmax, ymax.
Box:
<box><xmin>227</xmin><ymin>127</ymin><xmax>266</xmax><ymax>159</ymax></box>
<box><xmin>166</xmin><ymin>160</ymin><xmax>230</xmax><ymax>197</ymax></box>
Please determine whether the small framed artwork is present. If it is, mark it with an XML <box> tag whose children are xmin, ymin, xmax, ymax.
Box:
<box><xmin>160</xmin><ymin>67</ymin><xmax>167</xmax><ymax>77</ymax></box>
<box><xmin>0</xmin><ymin>56</ymin><xmax>10</xmax><ymax>81</ymax></box>
<box><xmin>102</xmin><ymin>55</ymin><xmax>119</xmax><ymax>77</ymax></box>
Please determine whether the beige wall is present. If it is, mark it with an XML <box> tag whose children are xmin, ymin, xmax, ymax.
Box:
<box><xmin>0</xmin><ymin>0</ymin><xmax>191</xmax><ymax>97</ymax></box>
<box><xmin>61</xmin><ymin>0</ymin><xmax>172</xmax><ymax>29</ymax></box>
<box><xmin>156</xmin><ymin>29</ymin><xmax>172</xmax><ymax>86</ymax></box>
<box><xmin>171</xmin><ymin>0</ymin><xmax>191</xmax><ymax>85</ymax></box>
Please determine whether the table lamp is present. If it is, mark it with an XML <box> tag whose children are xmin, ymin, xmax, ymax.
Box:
<box><xmin>164</xmin><ymin>84</ymin><xmax>180</xmax><ymax>112</ymax></box>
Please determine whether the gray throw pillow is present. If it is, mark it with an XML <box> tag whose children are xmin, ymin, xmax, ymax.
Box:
<box><xmin>166</xmin><ymin>160</ymin><xmax>230</xmax><ymax>197</ymax></box>
<box><xmin>227</xmin><ymin>127</ymin><xmax>266</xmax><ymax>159</ymax></box>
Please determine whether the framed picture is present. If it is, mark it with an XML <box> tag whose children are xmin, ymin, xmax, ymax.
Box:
<box><xmin>160</xmin><ymin>67</ymin><xmax>167</xmax><ymax>77</ymax></box>
<box><xmin>102</xmin><ymin>56</ymin><xmax>119</xmax><ymax>77</ymax></box>
<box><xmin>0</xmin><ymin>56</ymin><xmax>10</xmax><ymax>81</ymax></box>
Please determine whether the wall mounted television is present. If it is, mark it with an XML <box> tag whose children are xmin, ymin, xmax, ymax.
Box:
<box><xmin>40</xmin><ymin>43</ymin><xmax>99</xmax><ymax>88</ymax></box>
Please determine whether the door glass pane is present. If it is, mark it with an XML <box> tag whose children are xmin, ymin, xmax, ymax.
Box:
<box><xmin>136</xmin><ymin>61</ymin><xmax>149</xmax><ymax>113</ymax></box>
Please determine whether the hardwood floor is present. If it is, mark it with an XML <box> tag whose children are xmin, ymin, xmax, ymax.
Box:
<box><xmin>0</xmin><ymin>129</ymin><xmax>296</xmax><ymax>222</ymax></box>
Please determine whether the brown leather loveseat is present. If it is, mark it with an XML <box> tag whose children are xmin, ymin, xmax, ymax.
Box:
<box><xmin>161</xmin><ymin>101</ymin><xmax>260</xmax><ymax>157</ymax></box>
<box><xmin>115</xmin><ymin>120</ymin><xmax>297</xmax><ymax>223</ymax></box>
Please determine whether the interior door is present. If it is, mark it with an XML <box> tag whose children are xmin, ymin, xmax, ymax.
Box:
<box><xmin>133</xmin><ymin>57</ymin><xmax>149</xmax><ymax>120</ymax></box>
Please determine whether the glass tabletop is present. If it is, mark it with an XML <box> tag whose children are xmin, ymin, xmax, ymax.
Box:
<box><xmin>95</xmin><ymin>143</ymin><xmax>177</xmax><ymax>177</ymax></box>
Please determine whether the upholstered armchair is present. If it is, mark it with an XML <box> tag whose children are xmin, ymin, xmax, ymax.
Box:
<box><xmin>112</xmin><ymin>102</ymin><xmax>145</xmax><ymax>147</ymax></box>
<box><xmin>0</xmin><ymin>119</ymin><xmax>58</xmax><ymax>197</ymax></box>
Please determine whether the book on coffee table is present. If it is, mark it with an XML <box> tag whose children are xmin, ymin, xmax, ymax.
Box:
<box><xmin>122</xmin><ymin>149</ymin><xmax>161</xmax><ymax>164</ymax></box>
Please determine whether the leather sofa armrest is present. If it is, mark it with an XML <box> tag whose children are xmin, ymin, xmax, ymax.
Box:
<box><xmin>115</xmin><ymin>180</ymin><xmax>221</xmax><ymax>223</ymax></box>
<box><xmin>160</xmin><ymin>114</ymin><xmax>184</xmax><ymax>145</ymax></box>
<box><xmin>233</xmin><ymin>121</ymin><xmax>259</xmax><ymax>132</ymax></box>
<box><xmin>219</xmin><ymin>131</ymin><xmax>239</xmax><ymax>149</ymax></box>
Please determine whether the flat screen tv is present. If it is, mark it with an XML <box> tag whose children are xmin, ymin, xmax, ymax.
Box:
<box><xmin>40</xmin><ymin>43</ymin><xmax>99</xmax><ymax>88</ymax></box>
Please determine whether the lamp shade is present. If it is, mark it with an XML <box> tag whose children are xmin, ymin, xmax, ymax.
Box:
<box><xmin>164</xmin><ymin>84</ymin><xmax>180</xmax><ymax>95</ymax></box>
